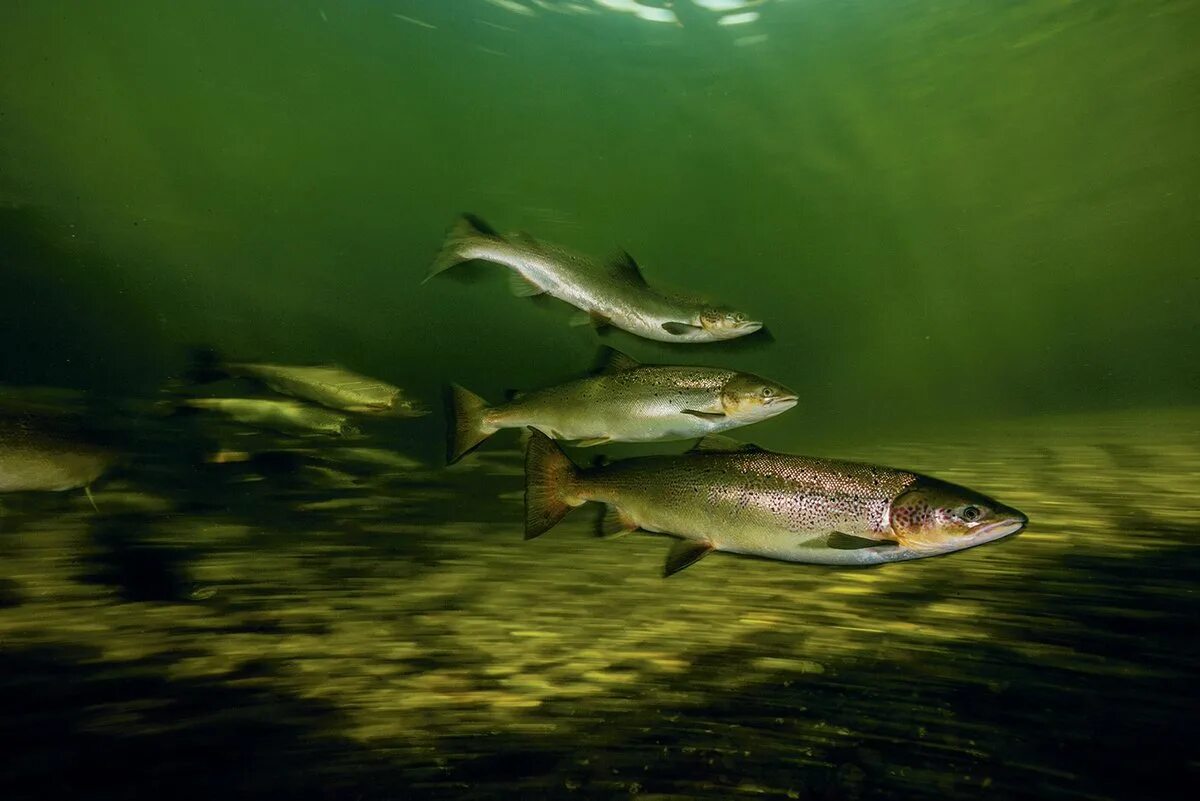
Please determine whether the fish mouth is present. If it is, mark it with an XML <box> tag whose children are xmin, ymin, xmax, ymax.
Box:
<box><xmin>737</xmin><ymin>321</ymin><xmax>764</xmax><ymax>335</ymax></box>
<box><xmin>767</xmin><ymin>394</ymin><xmax>799</xmax><ymax>411</ymax></box>
<box><xmin>973</xmin><ymin>514</ymin><xmax>1028</xmax><ymax>543</ymax></box>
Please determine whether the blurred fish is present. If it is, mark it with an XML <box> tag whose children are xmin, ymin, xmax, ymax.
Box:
<box><xmin>179</xmin><ymin>398</ymin><xmax>358</xmax><ymax>437</ymax></box>
<box><xmin>0</xmin><ymin>414</ymin><xmax>115</xmax><ymax>500</ymax></box>
<box><xmin>524</xmin><ymin>430</ymin><xmax>1027</xmax><ymax>576</ymax></box>
<box><xmin>425</xmin><ymin>214</ymin><xmax>764</xmax><ymax>343</ymax></box>
<box><xmin>446</xmin><ymin>347</ymin><xmax>796</xmax><ymax>463</ymax></box>
<box><xmin>189</xmin><ymin>352</ymin><xmax>427</xmax><ymax>417</ymax></box>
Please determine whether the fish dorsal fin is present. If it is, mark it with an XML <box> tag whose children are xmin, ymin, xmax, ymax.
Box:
<box><xmin>688</xmin><ymin>434</ymin><xmax>764</xmax><ymax>454</ymax></box>
<box><xmin>592</xmin><ymin>346</ymin><xmax>641</xmax><ymax>375</ymax></box>
<box><xmin>607</xmin><ymin>250</ymin><xmax>647</xmax><ymax>285</ymax></box>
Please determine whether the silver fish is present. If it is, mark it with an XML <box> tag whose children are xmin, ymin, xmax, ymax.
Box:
<box><xmin>446</xmin><ymin>348</ymin><xmax>796</xmax><ymax>463</ymax></box>
<box><xmin>0</xmin><ymin>414</ymin><xmax>114</xmax><ymax>495</ymax></box>
<box><xmin>425</xmin><ymin>214</ymin><xmax>764</xmax><ymax>343</ymax></box>
<box><xmin>181</xmin><ymin>398</ymin><xmax>358</xmax><ymax>437</ymax></box>
<box><xmin>524</xmin><ymin>431</ymin><xmax>1028</xmax><ymax>575</ymax></box>
<box><xmin>193</xmin><ymin>354</ymin><xmax>427</xmax><ymax>417</ymax></box>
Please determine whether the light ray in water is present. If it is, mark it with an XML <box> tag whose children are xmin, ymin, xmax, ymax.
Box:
<box><xmin>392</xmin><ymin>13</ymin><xmax>437</xmax><ymax>30</ymax></box>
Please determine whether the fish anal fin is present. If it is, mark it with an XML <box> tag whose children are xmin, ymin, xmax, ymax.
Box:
<box><xmin>592</xmin><ymin>346</ymin><xmax>641</xmax><ymax>375</ymax></box>
<box><xmin>662</xmin><ymin>322</ymin><xmax>702</xmax><ymax>336</ymax></box>
<box><xmin>607</xmin><ymin>250</ymin><xmax>647</xmax><ymax>285</ymax></box>
<box><xmin>688</xmin><ymin>435</ymin><xmax>764</xmax><ymax>453</ymax></box>
<box><xmin>597</xmin><ymin>504</ymin><xmax>639</xmax><ymax>539</ymax></box>
<box><xmin>664</xmin><ymin>539</ymin><xmax>714</xmax><ymax>577</ymax></box>
<box><xmin>508</xmin><ymin>272</ymin><xmax>546</xmax><ymax>298</ymax></box>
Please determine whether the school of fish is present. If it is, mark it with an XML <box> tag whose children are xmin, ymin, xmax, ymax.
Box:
<box><xmin>0</xmin><ymin>211</ymin><xmax>1027</xmax><ymax>578</ymax></box>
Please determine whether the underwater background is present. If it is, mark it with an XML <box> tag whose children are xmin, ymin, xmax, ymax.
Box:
<box><xmin>1</xmin><ymin>1</ymin><xmax>1197</xmax><ymax>799</ymax></box>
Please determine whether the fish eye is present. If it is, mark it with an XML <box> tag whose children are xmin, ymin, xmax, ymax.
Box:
<box><xmin>733</xmin><ymin>313</ymin><xmax>746</xmax><ymax>323</ymax></box>
<box><xmin>761</xmin><ymin>387</ymin><xmax>774</xmax><ymax>398</ymax></box>
<box><xmin>959</xmin><ymin>505</ymin><xmax>983</xmax><ymax>522</ymax></box>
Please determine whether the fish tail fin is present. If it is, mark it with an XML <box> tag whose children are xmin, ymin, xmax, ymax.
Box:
<box><xmin>424</xmin><ymin>213</ymin><xmax>502</xmax><ymax>284</ymax></box>
<box><xmin>444</xmin><ymin>383</ymin><xmax>497</xmax><ymax>465</ymax></box>
<box><xmin>524</xmin><ymin>428</ymin><xmax>581</xmax><ymax>540</ymax></box>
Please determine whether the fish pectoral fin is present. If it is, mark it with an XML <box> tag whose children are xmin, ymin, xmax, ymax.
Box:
<box><xmin>681</xmin><ymin>410</ymin><xmax>726</xmax><ymax>420</ymax></box>
<box><xmin>688</xmin><ymin>434</ymin><xmax>764</xmax><ymax>453</ymax></box>
<box><xmin>507</xmin><ymin>272</ymin><xmax>546</xmax><ymax>298</ymax></box>
<box><xmin>597</xmin><ymin>504</ymin><xmax>639</xmax><ymax>539</ymax></box>
<box><xmin>662</xmin><ymin>321</ymin><xmax>703</xmax><ymax>336</ymax></box>
<box><xmin>572</xmin><ymin>437</ymin><xmax>611</xmax><ymax>447</ymax></box>
<box><xmin>663</xmin><ymin>539</ymin><xmax>714</xmax><ymax>577</ymax></box>
<box><xmin>827</xmin><ymin>532</ymin><xmax>896</xmax><ymax>550</ymax></box>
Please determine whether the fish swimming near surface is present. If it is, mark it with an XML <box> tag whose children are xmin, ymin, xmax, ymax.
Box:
<box><xmin>524</xmin><ymin>430</ymin><xmax>1028</xmax><ymax>576</ymax></box>
<box><xmin>178</xmin><ymin>398</ymin><xmax>359</xmax><ymax>437</ymax></box>
<box><xmin>425</xmin><ymin>214</ymin><xmax>765</xmax><ymax>343</ymax></box>
<box><xmin>0</xmin><ymin>414</ymin><xmax>115</xmax><ymax>501</ymax></box>
<box><xmin>446</xmin><ymin>347</ymin><xmax>797</xmax><ymax>463</ymax></box>
<box><xmin>189</xmin><ymin>352</ymin><xmax>428</xmax><ymax>417</ymax></box>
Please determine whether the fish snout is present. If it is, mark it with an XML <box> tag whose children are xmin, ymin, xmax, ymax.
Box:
<box><xmin>975</xmin><ymin>509</ymin><xmax>1028</xmax><ymax>543</ymax></box>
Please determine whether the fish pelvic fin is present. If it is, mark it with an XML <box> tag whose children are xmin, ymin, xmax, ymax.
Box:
<box><xmin>444</xmin><ymin>383</ymin><xmax>497</xmax><ymax>465</ymax></box>
<box><xmin>664</xmin><ymin>539</ymin><xmax>713</xmax><ymax>577</ymax></box>
<box><xmin>524</xmin><ymin>428</ymin><xmax>581</xmax><ymax>540</ymax></box>
<box><xmin>424</xmin><ymin>213</ymin><xmax>502</xmax><ymax>283</ymax></box>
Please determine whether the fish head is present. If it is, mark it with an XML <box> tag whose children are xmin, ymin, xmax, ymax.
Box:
<box><xmin>699</xmin><ymin>306</ymin><xmax>763</xmax><ymax>339</ymax></box>
<box><xmin>720</xmin><ymin>374</ymin><xmax>799</xmax><ymax>422</ymax></box>
<box><xmin>889</xmin><ymin>478</ymin><xmax>1027</xmax><ymax>554</ymax></box>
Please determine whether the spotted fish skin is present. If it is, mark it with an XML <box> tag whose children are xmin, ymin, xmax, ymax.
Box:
<box><xmin>524</xmin><ymin>431</ymin><xmax>1028</xmax><ymax>571</ymax></box>
<box><xmin>577</xmin><ymin>450</ymin><xmax>919</xmax><ymax>565</ymax></box>
<box><xmin>493</xmin><ymin>367</ymin><xmax>736</xmax><ymax>442</ymax></box>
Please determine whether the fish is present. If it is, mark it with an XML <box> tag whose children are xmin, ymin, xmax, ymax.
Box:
<box><xmin>0</xmin><ymin>414</ymin><xmax>115</xmax><ymax>497</ymax></box>
<box><xmin>189</xmin><ymin>352</ymin><xmax>428</xmax><ymax>417</ymax></box>
<box><xmin>425</xmin><ymin>214</ymin><xmax>764</xmax><ymax>343</ymax></box>
<box><xmin>179</xmin><ymin>398</ymin><xmax>359</xmax><ymax>437</ymax></box>
<box><xmin>445</xmin><ymin>347</ymin><xmax>797</xmax><ymax>463</ymax></box>
<box><xmin>523</xmin><ymin>430</ymin><xmax>1028</xmax><ymax>576</ymax></box>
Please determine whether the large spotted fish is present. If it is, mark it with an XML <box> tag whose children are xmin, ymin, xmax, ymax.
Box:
<box><xmin>524</xmin><ymin>431</ymin><xmax>1027</xmax><ymax>576</ymax></box>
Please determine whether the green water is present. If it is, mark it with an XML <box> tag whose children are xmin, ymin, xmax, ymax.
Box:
<box><xmin>0</xmin><ymin>1</ymin><xmax>1197</xmax><ymax>799</ymax></box>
